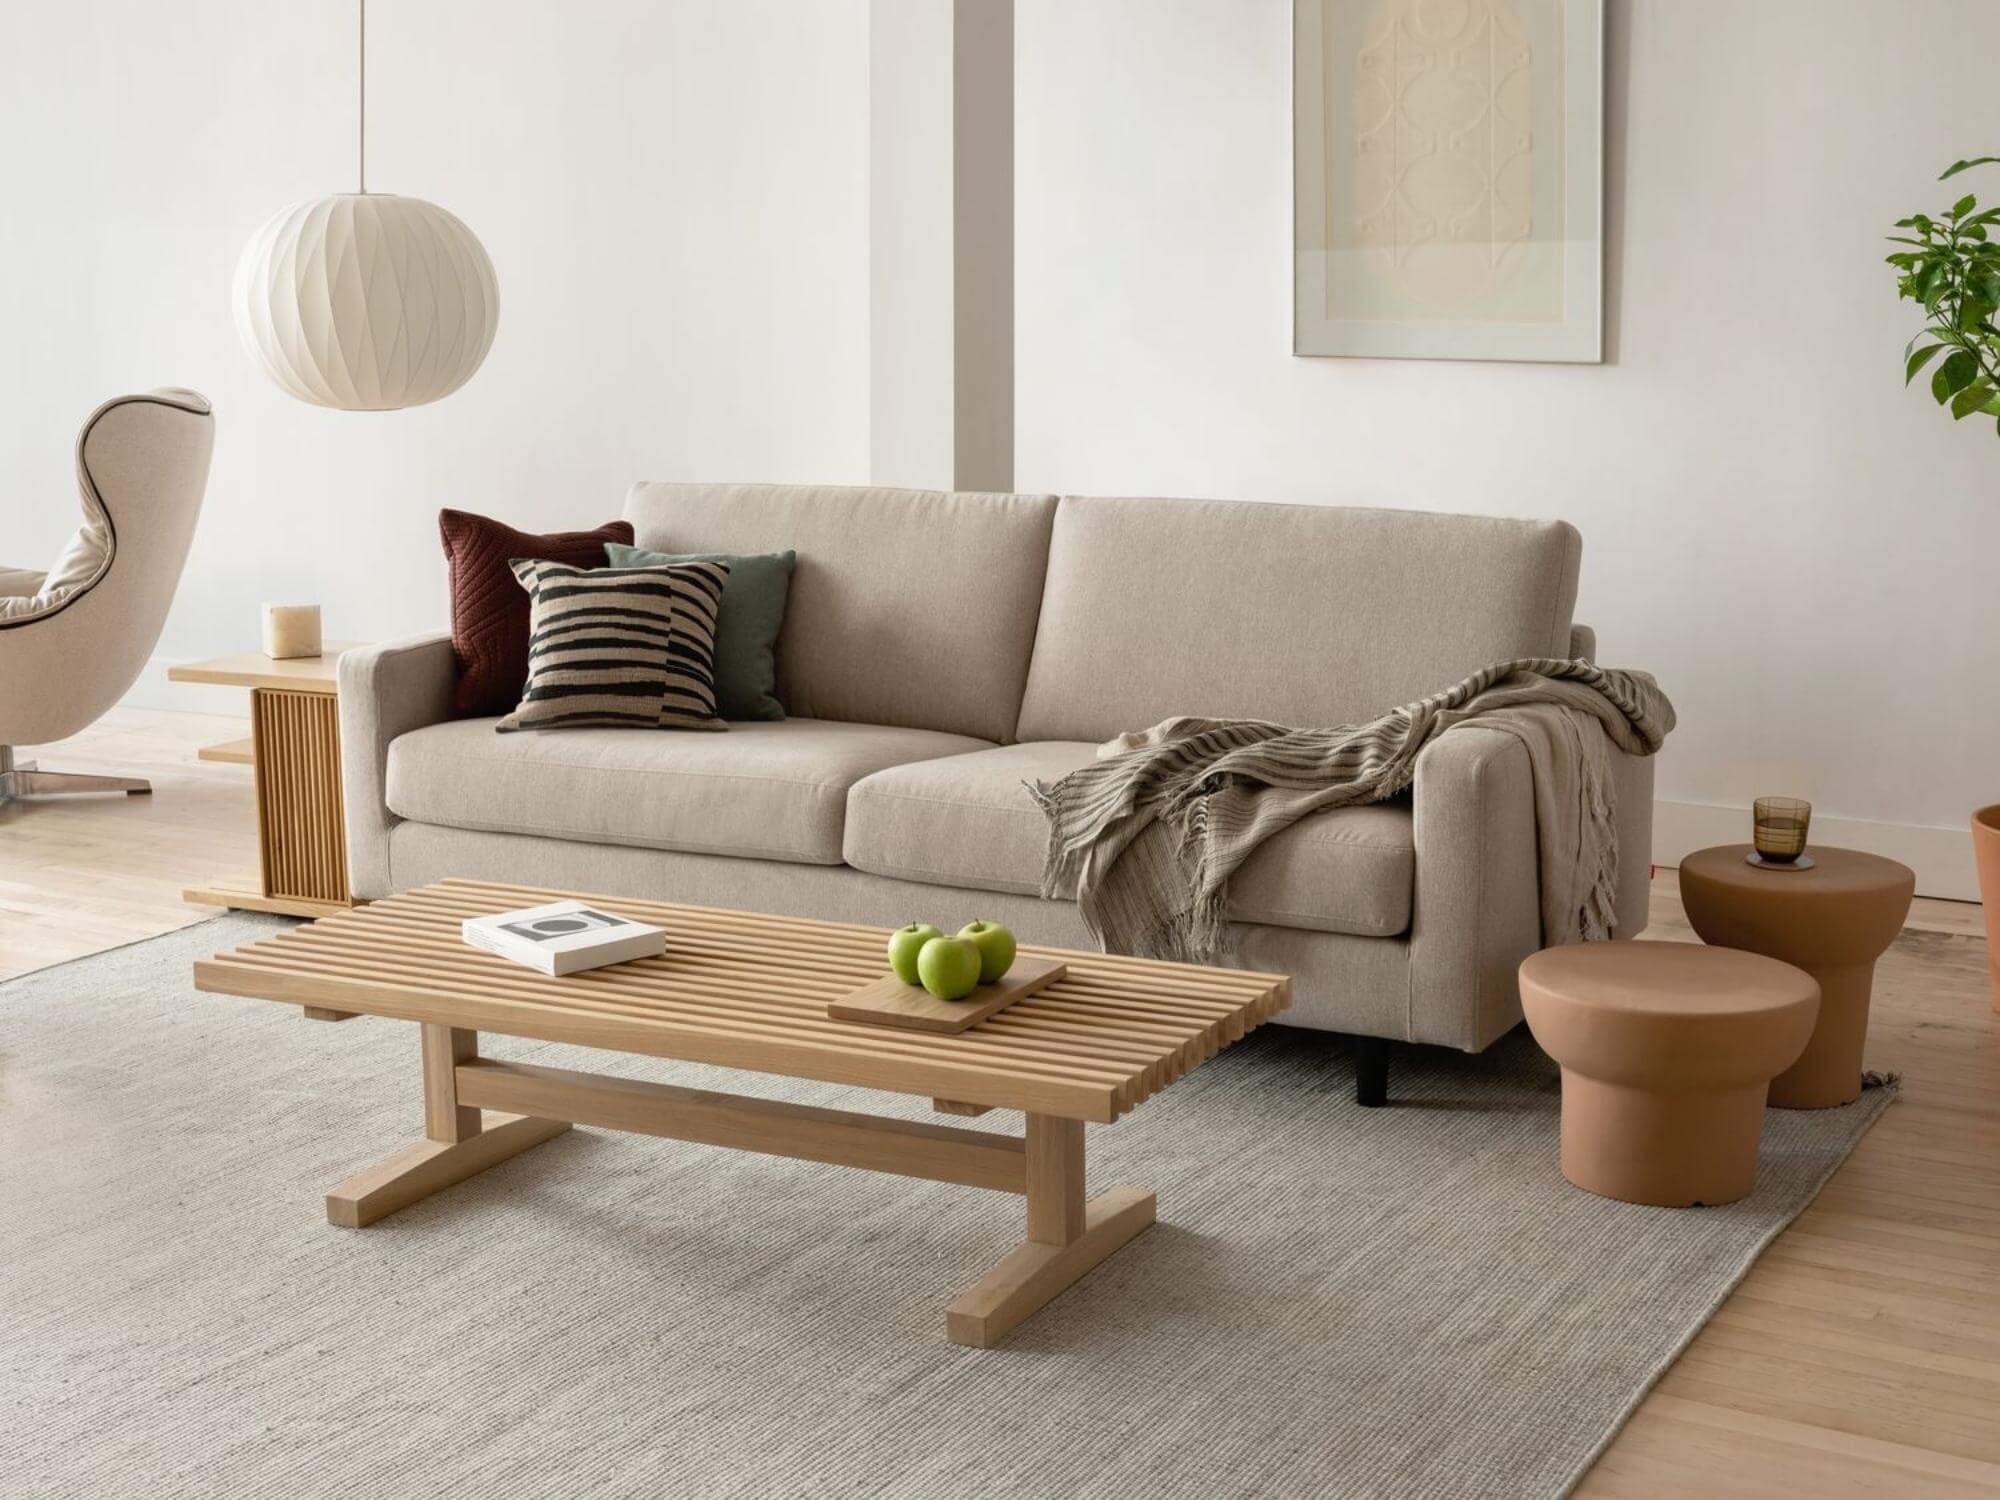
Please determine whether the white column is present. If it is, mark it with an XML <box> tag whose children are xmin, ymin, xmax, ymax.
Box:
<box><xmin>869</xmin><ymin>0</ymin><xmax>1013</xmax><ymax>493</ymax></box>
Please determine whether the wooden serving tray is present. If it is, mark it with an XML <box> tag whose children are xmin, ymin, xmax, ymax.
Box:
<box><xmin>827</xmin><ymin>955</ymin><xmax>1068</xmax><ymax>1035</ymax></box>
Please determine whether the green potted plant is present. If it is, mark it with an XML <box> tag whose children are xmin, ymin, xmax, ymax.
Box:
<box><xmin>1889</xmin><ymin>153</ymin><xmax>2000</xmax><ymax>1006</ymax></box>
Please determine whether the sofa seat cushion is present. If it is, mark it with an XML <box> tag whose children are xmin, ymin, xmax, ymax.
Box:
<box><xmin>386</xmin><ymin>717</ymin><xmax>993</xmax><ymax>866</ymax></box>
<box><xmin>843</xmin><ymin>742</ymin><xmax>1415</xmax><ymax>938</ymax></box>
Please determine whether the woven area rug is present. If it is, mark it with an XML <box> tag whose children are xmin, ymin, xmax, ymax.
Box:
<box><xmin>2</xmin><ymin>916</ymin><xmax>1894</xmax><ymax>1499</ymax></box>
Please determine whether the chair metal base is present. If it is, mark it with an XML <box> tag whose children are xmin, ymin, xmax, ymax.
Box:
<box><xmin>0</xmin><ymin>748</ymin><xmax>150</xmax><ymax>806</ymax></box>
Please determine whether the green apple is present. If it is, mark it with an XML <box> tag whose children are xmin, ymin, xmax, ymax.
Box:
<box><xmin>955</xmin><ymin>920</ymin><xmax>1017</xmax><ymax>984</ymax></box>
<box><xmin>916</xmin><ymin>936</ymin><xmax>982</xmax><ymax>1002</ymax></box>
<box><xmin>886</xmin><ymin>922</ymin><xmax>943</xmax><ymax>985</ymax></box>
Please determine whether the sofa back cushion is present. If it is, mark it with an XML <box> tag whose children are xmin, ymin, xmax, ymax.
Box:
<box><xmin>624</xmin><ymin>482</ymin><xmax>1058</xmax><ymax>742</ymax></box>
<box><xmin>1015</xmin><ymin>496</ymin><xmax>1582</xmax><ymax>743</ymax></box>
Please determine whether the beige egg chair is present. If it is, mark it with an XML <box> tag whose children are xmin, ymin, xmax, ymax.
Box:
<box><xmin>0</xmin><ymin>389</ymin><xmax>215</xmax><ymax>805</ymax></box>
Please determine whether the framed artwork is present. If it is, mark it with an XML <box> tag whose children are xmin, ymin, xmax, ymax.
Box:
<box><xmin>1294</xmin><ymin>0</ymin><xmax>1603</xmax><ymax>363</ymax></box>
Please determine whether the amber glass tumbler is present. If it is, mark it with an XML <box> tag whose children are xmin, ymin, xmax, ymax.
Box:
<box><xmin>1752</xmin><ymin>797</ymin><xmax>1811</xmax><ymax>863</ymax></box>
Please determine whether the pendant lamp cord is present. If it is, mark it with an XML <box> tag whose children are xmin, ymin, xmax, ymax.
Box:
<box><xmin>358</xmin><ymin>0</ymin><xmax>367</xmax><ymax>193</ymax></box>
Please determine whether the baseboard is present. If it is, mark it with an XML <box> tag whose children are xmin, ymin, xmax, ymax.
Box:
<box><xmin>1653</xmin><ymin>799</ymin><xmax>1978</xmax><ymax>902</ymax></box>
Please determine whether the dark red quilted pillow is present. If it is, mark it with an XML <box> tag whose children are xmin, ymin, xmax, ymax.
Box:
<box><xmin>439</xmin><ymin>510</ymin><xmax>635</xmax><ymax>716</ymax></box>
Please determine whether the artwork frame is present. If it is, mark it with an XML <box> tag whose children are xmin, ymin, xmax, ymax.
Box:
<box><xmin>1293</xmin><ymin>0</ymin><xmax>1604</xmax><ymax>363</ymax></box>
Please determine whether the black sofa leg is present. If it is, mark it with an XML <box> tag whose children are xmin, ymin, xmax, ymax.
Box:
<box><xmin>1354</xmin><ymin>1036</ymin><xmax>1390</xmax><ymax>1108</ymax></box>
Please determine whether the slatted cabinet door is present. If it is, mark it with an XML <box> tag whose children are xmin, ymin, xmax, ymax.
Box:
<box><xmin>250</xmin><ymin>688</ymin><xmax>349</xmax><ymax>907</ymax></box>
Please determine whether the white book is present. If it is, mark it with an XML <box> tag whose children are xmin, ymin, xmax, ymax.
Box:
<box><xmin>461</xmin><ymin>900</ymin><xmax>666</xmax><ymax>977</ymax></box>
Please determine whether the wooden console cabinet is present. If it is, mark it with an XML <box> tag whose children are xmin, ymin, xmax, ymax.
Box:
<box><xmin>168</xmin><ymin>643</ymin><xmax>368</xmax><ymax>918</ymax></box>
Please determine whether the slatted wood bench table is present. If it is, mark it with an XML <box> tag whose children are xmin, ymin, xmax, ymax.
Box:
<box><xmin>194</xmin><ymin>879</ymin><xmax>1291</xmax><ymax>1347</ymax></box>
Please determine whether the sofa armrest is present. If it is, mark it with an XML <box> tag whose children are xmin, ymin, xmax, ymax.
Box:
<box><xmin>1406</xmin><ymin>722</ymin><xmax>1656</xmax><ymax>1051</ymax></box>
<box><xmin>1608</xmin><ymin>738</ymin><xmax>1654</xmax><ymax>939</ymax></box>
<box><xmin>339</xmin><ymin>632</ymin><xmax>455</xmax><ymax>899</ymax></box>
<box><xmin>1569</xmin><ymin>622</ymin><xmax>1596</xmax><ymax>662</ymax></box>
<box><xmin>1406</xmin><ymin>727</ymin><xmax>1542</xmax><ymax>1052</ymax></box>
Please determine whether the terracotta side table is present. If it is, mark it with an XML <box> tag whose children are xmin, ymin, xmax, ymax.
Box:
<box><xmin>1521</xmin><ymin>942</ymin><xmax>1819</xmax><ymax>1208</ymax></box>
<box><xmin>1678</xmin><ymin>844</ymin><xmax>1913</xmax><ymax>1109</ymax></box>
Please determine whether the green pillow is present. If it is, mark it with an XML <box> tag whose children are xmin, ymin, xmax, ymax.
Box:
<box><xmin>606</xmin><ymin>542</ymin><xmax>795</xmax><ymax>721</ymax></box>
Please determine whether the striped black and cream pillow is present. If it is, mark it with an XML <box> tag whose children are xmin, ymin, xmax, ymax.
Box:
<box><xmin>651</xmin><ymin>556</ymin><xmax>730</xmax><ymax>730</ymax></box>
<box><xmin>496</xmin><ymin>557</ymin><xmax>732</xmax><ymax>733</ymax></box>
<box><xmin>495</xmin><ymin>561</ymin><xmax>680</xmax><ymax>732</ymax></box>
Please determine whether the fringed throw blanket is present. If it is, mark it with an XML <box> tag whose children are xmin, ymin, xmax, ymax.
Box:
<box><xmin>1029</xmin><ymin>658</ymin><xmax>1676</xmax><ymax>965</ymax></box>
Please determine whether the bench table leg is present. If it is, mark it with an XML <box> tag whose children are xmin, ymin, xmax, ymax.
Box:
<box><xmin>320</xmin><ymin>1044</ymin><xmax>1145</xmax><ymax>1345</ymax></box>
<box><xmin>326</xmin><ymin>1025</ymin><xmax>570</xmax><ymax>1228</ymax></box>
<box><xmin>945</xmin><ymin>1113</ymin><xmax>1155</xmax><ymax>1348</ymax></box>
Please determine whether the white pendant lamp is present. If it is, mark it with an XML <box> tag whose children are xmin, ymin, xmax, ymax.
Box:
<box><xmin>234</xmin><ymin>0</ymin><xmax>499</xmax><ymax>411</ymax></box>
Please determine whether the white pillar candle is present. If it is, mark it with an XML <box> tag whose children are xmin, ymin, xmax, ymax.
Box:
<box><xmin>262</xmin><ymin>603</ymin><xmax>323</xmax><ymax>660</ymax></box>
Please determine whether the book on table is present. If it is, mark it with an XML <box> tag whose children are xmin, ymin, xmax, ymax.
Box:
<box><xmin>461</xmin><ymin>900</ymin><xmax>665</xmax><ymax>976</ymax></box>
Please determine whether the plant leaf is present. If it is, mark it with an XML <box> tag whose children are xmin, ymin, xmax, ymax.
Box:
<box><xmin>1942</xmin><ymin>156</ymin><xmax>2000</xmax><ymax>180</ymax></box>
<box><xmin>1951</xmin><ymin>193</ymin><xmax>1980</xmax><ymax>218</ymax></box>
<box><xmin>1935</xmin><ymin>349</ymin><xmax>1979</xmax><ymax>401</ymax></box>
<box><xmin>1905</xmin><ymin>343</ymin><xmax>1947</xmax><ymax>383</ymax></box>
<box><xmin>1951</xmin><ymin>382</ymin><xmax>1994</xmax><ymax>419</ymax></box>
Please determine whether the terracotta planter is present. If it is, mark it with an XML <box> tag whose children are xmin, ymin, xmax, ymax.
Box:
<box><xmin>1976</xmin><ymin>805</ymin><xmax>2000</xmax><ymax>1012</ymax></box>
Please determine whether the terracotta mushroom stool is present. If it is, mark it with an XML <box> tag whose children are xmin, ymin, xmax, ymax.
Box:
<box><xmin>1521</xmin><ymin>943</ymin><xmax>1819</xmax><ymax>1207</ymax></box>
<box><xmin>1677</xmin><ymin>845</ymin><xmax>1914</xmax><ymax>1109</ymax></box>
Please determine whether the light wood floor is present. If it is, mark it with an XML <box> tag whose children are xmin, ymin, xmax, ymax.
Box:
<box><xmin>0</xmin><ymin>708</ymin><xmax>257</xmax><ymax>976</ymax></box>
<box><xmin>4</xmin><ymin>709</ymin><xmax>1997</xmax><ymax>1495</ymax></box>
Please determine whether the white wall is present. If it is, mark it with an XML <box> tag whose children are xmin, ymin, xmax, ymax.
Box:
<box><xmin>870</xmin><ymin>0</ymin><xmax>958</xmax><ymax>489</ymax></box>
<box><xmin>10</xmin><ymin>1</ymin><xmax>1995</xmax><ymax>894</ymax></box>
<box><xmin>1015</xmin><ymin>0</ymin><xmax>2000</xmax><ymax>895</ymax></box>
<box><xmin>1</xmin><ymin>0</ymin><xmax>869</xmax><ymax>702</ymax></box>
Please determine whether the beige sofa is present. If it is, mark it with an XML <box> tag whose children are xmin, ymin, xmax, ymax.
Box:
<box><xmin>340</xmin><ymin>484</ymin><xmax>1653</xmax><ymax>1102</ymax></box>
